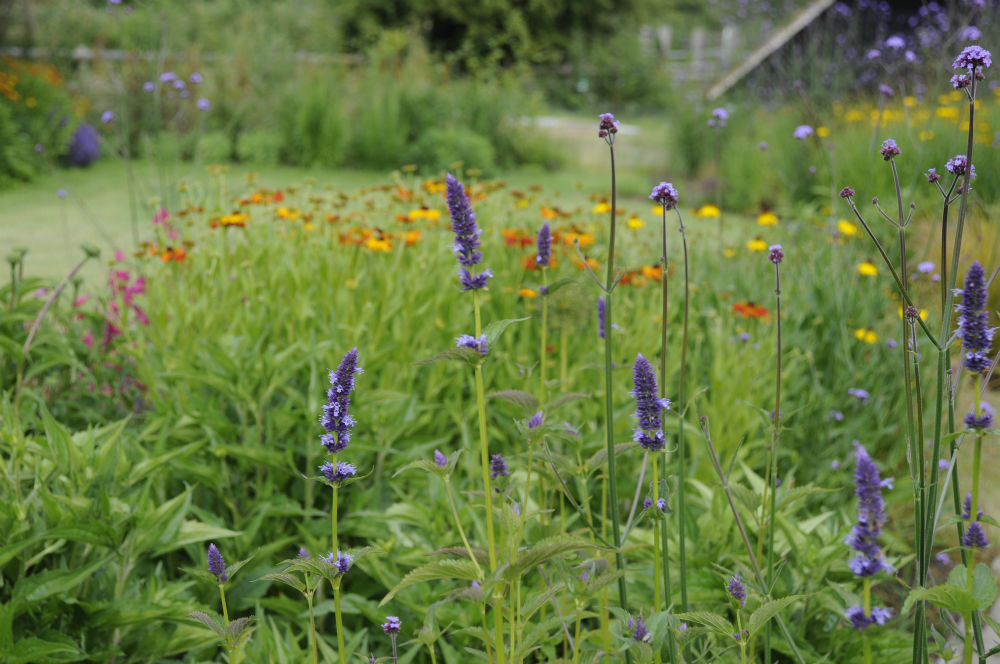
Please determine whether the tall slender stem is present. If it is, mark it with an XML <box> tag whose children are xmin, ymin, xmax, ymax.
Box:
<box><xmin>334</xmin><ymin>586</ymin><xmax>346</xmax><ymax>663</ymax></box>
<box><xmin>446</xmin><ymin>477</ymin><xmax>485</xmax><ymax>580</ymax></box>
<box><xmin>540</xmin><ymin>268</ymin><xmax>548</xmax><ymax>406</ymax></box>
<box><xmin>863</xmin><ymin>578</ymin><xmax>872</xmax><ymax>664</ymax></box>
<box><xmin>675</xmin><ymin>208</ymin><xmax>690</xmax><ymax>611</ymax></box>
<box><xmin>658</xmin><ymin>206</ymin><xmax>677</xmax><ymax>664</ymax></box>
<box><xmin>307</xmin><ymin>591</ymin><xmax>319</xmax><ymax>664</ymax></box>
<box><xmin>602</xmin><ymin>143</ymin><xmax>631</xmax><ymax>624</ymax></box>
<box><xmin>764</xmin><ymin>257</ymin><xmax>783</xmax><ymax>664</ymax></box>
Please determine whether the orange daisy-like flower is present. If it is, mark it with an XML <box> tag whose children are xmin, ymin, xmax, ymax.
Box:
<box><xmin>732</xmin><ymin>301</ymin><xmax>769</xmax><ymax>319</ymax></box>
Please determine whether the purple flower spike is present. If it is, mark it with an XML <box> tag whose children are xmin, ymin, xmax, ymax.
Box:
<box><xmin>846</xmin><ymin>443</ymin><xmax>892</xmax><ymax>577</ymax></box>
<box><xmin>955</xmin><ymin>261</ymin><xmax>993</xmax><ymax>374</ymax></box>
<box><xmin>297</xmin><ymin>547</ymin><xmax>309</xmax><ymax>559</ymax></box>
<box><xmin>962</xmin><ymin>521</ymin><xmax>989</xmax><ymax>549</ymax></box>
<box><xmin>649</xmin><ymin>181</ymin><xmax>679</xmax><ymax>211</ymax></box>
<box><xmin>627</xmin><ymin>616</ymin><xmax>650</xmax><ymax>642</ymax></box>
<box><xmin>846</xmin><ymin>605</ymin><xmax>892</xmax><ymax>630</ymax></box>
<box><xmin>632</xmin><ymin>353</ymin><xmax>670</xmax><ymax>451</ymax></box>
<box><xmin>319</xmin><ymin>461</ymin><xmax>357</xmax><ymax>485</ymax></box>
<box><xmin>879</xmin><ymin>139</ymin><xmax>901</xmax><ymax>161</ymax></box>
<box><xmin>456</xmin><ymin>333</ymin><xmax>488</xmax><ymax>356</ymax></box>
<box><xmin>727</xmin><ymin>573</ymin><xmax>747</xmax><ymax>606</ymax></box>
<box><xmin>656</xmin><ymin>498</ymin><xmax>666</xmax><ymax>512</ymax></box>
<box><xmin>535</xmin><ymin>221</ymin><xmax>552</xmax><ymax>267</ymax></box>
<box><xmin>434</xmin><ymin>449</ymin><xmax>448</xmax><ymax>468</ymax></box>
<box><xmin>597</xmin><ymin>296</ymin><xmax>606</xmax><ymax>339</ymax></box>
<box><xmin>490</xmin><ymin>453</ymin><xmax>509</xmax><ymax>478</ymax></box>
<box><xmin>320</xmin><ymin>348</ymin><xmax>361</xmax><ymax>454</ymax></box>
<box><xmin>528</xmin><ymin>411</ymin><xmax>543</xmax><ymax>429</ymax></box>
<box><xmin>953</xmin><ymin>45</ymin><xmax>992</xmax><ymax>71</ymax></box>
<box><xmin>322</xmin><ymin>550</ymin><xmax>353</xmax><ymax>576</ymax></box>
<box><xmin>446</xmin><ymin>174</ymin><xmax>490</xmax><ymax>291</ymax></box>
<box><xmin>964</xmin><ymin>402</ymin><xmax>993</xmax><ymax>429</ymax></box>
<box><xmin>643</xmin><ymin>497</ymin><xmax>653</xmax><ymax>510</ymax></box>
<box><xmin>382</xmin><ymin>616</ymin><xmax>402</xmax><ymax>635</ymax></box>
<box><xmin>207</xmin><ymin>543</ymin><xmax>228</xmax><ymax>583</ymax></box>
<box><xmin>768</xmin><ymin>244</ymin><xmax>784</xmax><ymax>264</ymax></box>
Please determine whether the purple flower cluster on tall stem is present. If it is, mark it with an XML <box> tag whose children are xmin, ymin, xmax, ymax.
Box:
<box><xmin>446</xmin><ymin>174</ymin><xmax>492</xmax><ymax>291</ymax></box>
<box><xmin>846</xmin><ymin>443</ymin><xmax>893</xmax><ymax>577</ymax></box>
<box><xmin>207</xmin><ymin>543</ymin><xmax>228</xmax><ymax>583</ymax></box>
<box><xmin>456</xmin><ymin>334</ymin><xmax>488</xmax><ymax>357</ymax></box>
<box><xmin>955</xmin><ymin>261</ymin><xmax>993</xmax><ymax>376</ymax></box>
<box><xmin>631</xmin><ymin>353</ymin><xmax>670</xmax><ymax>451</ymax></box>
<box><xmin>536</xmin><ymin>221</ymin><xmax>551</xmax><ymax>267</ymax></box>
<box><xmin>727</xmin><ymin>573</ymin><xmax>746</xmax><ymax>607</ymax></box>
<box><xmin>321</xmin><ymin>348</ymin><xmax>360</xmax><ymax>453</ymax></box>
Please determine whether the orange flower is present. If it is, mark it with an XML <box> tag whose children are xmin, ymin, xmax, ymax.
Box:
<box><xmin>732</xmin><ymin>301</ymin><xmax>769</xmax><ymax>319</ymax></box>
<box><xmin>641</xmin><ymin>265</ymin><xmax>663</xmax><ymax>280</ymax></box>
<box><xmin>519</xmin><ymin>288</ymin><xmax>538</xmax><ymax>298</ymax></box>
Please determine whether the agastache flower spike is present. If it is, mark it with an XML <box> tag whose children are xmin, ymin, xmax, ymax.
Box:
<box><xmin>434</xmin><ymin>449</ymin><xmax>448</xmax><ymax>468</ymax></box>
<box><xmin>456</xmin><ymin>334</ymin><xmax>488</xmax><ymax>356</ymax></box>
<box><xmin>207</xmin><ymin>543</ymin><xmax>228</xmax><ymax>583</ymax></box>
<box><xmin>322</xmin><ymin>550</ymin><xmax>353</xmax><ymax>576</ymax></box>
<box><xmin>845</xmin><ymin>443</ymin><xmax>892</xmax><ymax>577</ymax></box>
<box><xmin>319</xmin><ymin>461</ymin><xmax>357</xmax><ymax>485</ymax></box>
<box><xmin>490</xmin><ymin>453</ymin><xmax>509</xmax><ymax>478</ymax></box>
<box><xmin>627</xmin><ymin>616</ymin><xmax>650</xmax><ymax>642</ymax></box>
<box><xmin>955</xmin><ymin>261</ymin><xmax>993</xmax><ymax>374</ymax></box>
<box><xmin>528</xmin><ymin>411</ymin><xmax>543</xmax><ymax>429</ymax></box>
<box><xmin>727</xmin><ymin>573</ymin><xmax>747</xmax><ymax>606</ymax></box>
<box><xmin>321</xmin><ymin>348</ymin><xmax>361</xmax><ymax>453</ymax></box>
<box><xmin>535</xmin><ymin>221</ymin><xmax>551</xmax><ymax>267</ymax></box>
<box><xmin>631</xmin><ymin>353</ymin><xmax>670</xmax><ymax>451</ymax></box>
<box><xmin>446</xmin><ymin>174</ymin><xmax>491</xmax><ymax>291</ymax></box>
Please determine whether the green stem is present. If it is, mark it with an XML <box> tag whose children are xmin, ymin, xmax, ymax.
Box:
<box><xmin>658</xmin><ymin>207</ymin><xmax>677</xmax><ymax>664</ymax></box>
<box><xmin>764</xmin><ymin>258</ymin><xmax>783</xmax><ymax>664</ymax></box>
<box><xmin>307</xmin><ymin>590</ymin><xmax>319</xmax><ymax>664</ymax></box>
<box><xmin>334</xmin><ymin>585</ymin><xmax>346</xmax><ymax>664</ymax></box>
<box><xmin>332</xmin><ymin>482</ymin><xmax>339</xmax><ymax>554</ymax></box>
<box><xmin>446</xmin><ymin>477</ymin><xmax>485</xmax><ymax>580</ymax></box>
<box><xmin>481</xmin><ymin>602</ymin><xmax>494</xmax><ymax>664</ymax></box>
<box><xmin>602</xmin><ymin>144</ymin><xmax>631</xmax><ymax>626</ymax></box>
<box><xmin>573</xmin><ymin>602</ymin><xmax>582</xmax><ymax>664</ymax></box>
<box><xmin>474</xmin><ymin>291</ymin><xmax>498</xmax><ymax>572</ymax></box>
<box><xmin>652</xmin><ymin>453</ymin><xmax>663</xmax><ymax>664</ymax></box>
<box><xmin>675</xmin><ymin>208</ymin><xmax>690</xmax><ymax>612</ymax></box>
<box><xmin>218</xmin><ymin>584</ymin><xmax>231</xmax><ymax>650</ymax></box>
<box><xmin>541</xmin><ymin>268</ymin><xmax>548</xmax><ymax>406</ymax></box>
<box><xmin>737</xmin><ymin>611</ymin><xmax>748</xmax><ymax>664</ymax></box>
<box><xmin>863</xmin><ymin>578</ymin><xmax>872</xmax><ymax>664</ymax></box>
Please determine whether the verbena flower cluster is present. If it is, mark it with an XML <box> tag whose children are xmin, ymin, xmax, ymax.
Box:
<box><xmin>649</xmin><ymin>182</ymin><xmax>679</xmax><ymax>211</ymax></box>
<box><xmin>945</xmin><ymin>155</ymin><xmax>976</xmax><ymax>179</ymax></box>
<box><xmin>381</xmin><ymin>615</ymin><xmax>402</xmax><ymax>635</ymax></box>
<box><xmin>598</xmin><ymin>112</ymin><xmax>620</xmax><ymax>141</ymax></box>
<box><xmin>446</xmin><ymin>174</ymin><xmax>492</xmax><ymax>291</ymax></box>
<box><xmin>631</xmin><ymin>353</ymin><xmax>670</xmax><ymax>451</ymax></box>
<box><xmin>879</xmin><ymin>138</ymin><xmax>900</xmax><ymax>160</ymax></box>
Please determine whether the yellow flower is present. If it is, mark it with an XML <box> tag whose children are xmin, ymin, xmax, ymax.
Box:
<box><xmin>519</xmin><ymin>288</ymin><xmax>538</xmax><ymax>298</ymax></box>
<box><xmin>592</xmin><ymin>202</ymin><xmax>611</xmax><ymax>214</ymax></box>
<box><xmin>695</xmin><ymin>203</ymin><xmax>721</xmax><ymax>218</ymax></box>
<box><xmin>845</xmin><ymin>110</ymin><xmax>865</xmax><ymax>123</ymax></box>
<box><xmin>816</xmin><ymin>126</ymin><xmax>830</xmax><ymax>138</ymax></box>
<box><xmin>854</xmin><ymin>328</ymin><xmax>878</xmax><ymax>344</ymax></box>
<box><xmin>837</xmin><ymin>219</ymin><xmax>858</xmax><ymax>236</ymax></box>
<box><xmin>516</xmin><ymin>199</ymin><xmax>530</xmax><ymax>209</ymax></box>
<box><xmin>723</xmin><ymin>248</ymin><xmax>736</xmax><ymax>259</ymax></box>
<box><xmin>919</xmin><ymin>130</ymin><xmax>934</xmax><ymax>142</ymax></box>
<box><xmin>903</xmin><ymin>96</ymin><xmax>917</xmax><ymax>108</ymax></box>
<box><xmin>756</xmin><ymin>211</ymin><xmax>779</xmax><ymax>226</ymax></box>
<box><xmin>304</xmin><ymin>222</ymin><xmax>314</xmax><ymax>232</ymax></box>
<box><xmin>935</xmin><ymin>107</ymin><xmax>959</xmax><ymax>120</ymax></box>
<box><xmin>627</xmin><ymin>215</ymin><xmax>644</xmax><ymax>229</ymax></box>
<box><xmin>651</xmin><ymin>205</ymin><xmax>665</xmax><ymax>216</ymax></box>
<box><xmin>858</xmin><ymin>261</ymin><xmax>878</xmax><ymax>276</ymax></box>
<box><xmin>747</xmin><ymin>239</ymin><xmax>768</xmax><ymax>252</ymax></box>
<box><xmin>364</xmin><ymin>237</ymin><xmax>392</xmax><ymax>252</ymax></box>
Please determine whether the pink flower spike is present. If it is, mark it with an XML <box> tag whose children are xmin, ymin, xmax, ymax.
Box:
<box><xmin>114</xmin><ymin>249</ymin><xmax>126</xmax><ymax>262</ymax></box>
<box><xmin>82</xmin><ymin>331</ymin><xmax>95</xmax><ymax>347</ymax></box>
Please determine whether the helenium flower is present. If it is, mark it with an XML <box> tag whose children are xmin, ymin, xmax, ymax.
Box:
<box><xmin>631</xmin><ymin>353</ymin><xmax>670</xmax><ymax>451</ymax></box>
<box><xmin>207</xmin><ymin>543</ymin><xmax>228</xmax><ymax>583</ymax></box>
<box><xmin>536</xmin><ymin>221</ymin><xmax>551</xmax><ymax>267</ymax></box>
<box><xmin>321</xmin><ymin>348</ymin><xmax>361</xmax><ymax>454</ymax></box>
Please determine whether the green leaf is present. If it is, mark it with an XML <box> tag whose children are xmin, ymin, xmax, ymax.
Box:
<box><xmin>747</xmin><ymin>595</ymin><xmax>806</xmax><ymax>636</ymax></box>
<box><xmin>414</xmin><ymin>347</ymin><xmax>482</xmax><ymax>366</ymax></box>
<box><xmin>227</xmin><ymin>616</ymin><xmax>256</xmax><ymax>647</ymax></box>
<box><xmin>961</xmin><ymin>563</ymin><xmax>998</xmax><ymax>611</ymax></box>
<box><xmin>8</xmin><ymin>636</ymin><xmax>84</xmax><ymax>663</ymax></box>
<box><xmin>189</xmin><ymin>611</ymin><xmax>226</xmax><ymax>637</ymax></box>
<box><xmin>379</xmin><ymin>559</ymin><xmax>482</xmax><ymax>606</ymax></box>
<box><xmin>505</xmin><ymin>536</ymin><xmax>599</xmax><ymax>580</ymax></box>
<box><xmin>483</xmin><ymin>316</ymin><xmax>530</xmax><ymax>349</ymax></box>
<box><xmin>903</xmin><ymin>583</ymin><xmax>978</xmax><ymax>616</ymax></box>
<box><xmin>14</xmin><ymin>555</ymin><xmax>113</xmax><ymax>604</ymax></box>
<box><xmin>393</xmin><ymin>459</ymin><xmax>447</xmax><ymax>479</ymax></box>
<box><xmin>154</xmin><ymin>520</ymin><xmax>241</xmax><ymax>555</ymax></box>
<box><xmin>257</xmin><ymin>572</ymin><xmax>306</xmax><ymax>593</ymax></box>
<box><xmin>674</xmin><ymin>611</ymin><xmax>736</xmax><ymax>638</ymax></box>
<box><xmin>487</xmin><ymin>390</ymin><xmax>539</xmax><ymax>412</ymax></box>
<box><xmin>542</xmin><ymin>277</ymin><xmax>577</xmax><ymax>295</ymax></box>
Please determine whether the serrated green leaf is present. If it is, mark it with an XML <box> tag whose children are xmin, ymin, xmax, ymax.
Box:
<box><xmin>393</xmin><ymin>459</ymin><xmax>447</xmax><ymax>479</ymax></box>
<box><xmin>414</xmin><ymin>347</ymin><xmax>482</xmax><ymax>366</ymax></box>
<box><xmin>543</xmin><ymin>277</ymin><xmax>577</xmax><ymax>295</ymax></box>
<box><xmin>970</xmin><ymin>564</ymin><xmax>997</xmax><ymax>610</ymax></box>
<box><xmin>14</xmin><ymin>555</ymin><xmax>113</xmax><ymax>604</ymax></box>
<box><xmin>486</xmin><ymin>390</ymin><xmax>539</xmax><ymax>412</ymax></box>
<box><xmin>506</xmin><ymin>536</ymin><xmax>599</xmax><ymax>580</ymax></box>
<box><xmin>188</xmin><ymin>611</ymin><xmax>226</xmax><ymax>637</ymax></box>
<box><xmin>903</xmin><ymin>583</ymin><xmax>978</xmax><ymax>616</ymax></box>
<box><xmin>154</xmin><ymin>521</ymin><xmax>241</xmax><ymax>555</ymax></box>
<box><xmin>429</xmin><ymin>546</ymin><xmax>490</xmax><ymax>565</ymax></box>
<box><xmin>380</xmin><ymin>559</ymin><xmax>481</xmax><ymax>606</ymax></box>
<box><xmin>257</xmin><ymin>572</ymin><xmax>306</xmax><ymax>593</ymax></box>
<box><xmin>748</xmin><ymin>595</ymin><xmax>806</xmax><ymax>636</ymax></box>
<box><xmin>8</xmin><ymin>636</ymin><xmax>84</xmax><ymax>664</ymax></box>
<box><xmin>674</xmin><ymin>611</ymin><xmax>736</xmax><ymax>638</ymax></box>
<box><xmin>483</xmin><ymin>316</ymin><xmax>530</xmax><ymax>349</ymax></box>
